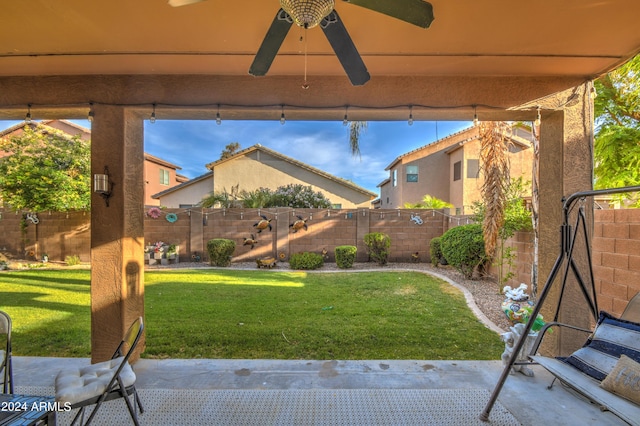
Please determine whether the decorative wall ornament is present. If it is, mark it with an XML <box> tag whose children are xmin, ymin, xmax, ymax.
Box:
<box><xmin>410</xmin><ymin>214</ymin><xmax>423</xmax><ymax>225</ymax></box>
<box><xmin>147</xmin><ymin>207</ymin><xmax>162</xmax><ymax>219</ymax></box>
<box><xmin>290</xmin><ymin>215</ymin><xmax>308</xmax><ymax>233</ymax></box>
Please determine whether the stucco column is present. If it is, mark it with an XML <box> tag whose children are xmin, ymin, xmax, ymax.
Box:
<box><xmin>537</xmin><ymin>85</ymin><xmax>594</xmax><ymax>356</ymax></box>
<box><xmin>190</xmin><ymin>208</ymin><xmax>204</xmax><ymax>260</ymax></box>
<box><xmin>275</xmin><ymin>208</ymin><xmax>290</xmax><ymax>259</ymax></box>
<box><xmin>356</xmin><ymin>208</ymin><xmax>370</xmax><ymax>262</ymax></box>
<box><xmin>90</xmin><ymin>105</ymin><xmax>145</xmax><ymax>363</ymax></box>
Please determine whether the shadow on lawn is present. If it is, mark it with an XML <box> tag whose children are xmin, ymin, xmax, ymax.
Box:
<box><xmin>0</xmin><ymin>269</ymin><xmax>90</xmax><ymax>288</ymax></box>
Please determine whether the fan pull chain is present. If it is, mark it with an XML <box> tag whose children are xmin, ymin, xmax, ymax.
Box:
<box><xmin>302</xmin><ymin>26</ymin><xmax>310</xmax><ymax>89</ymax></box>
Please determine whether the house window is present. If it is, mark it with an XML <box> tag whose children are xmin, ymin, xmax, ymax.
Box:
<box><xmin>453</xmin><ymin>161</ymin><xmax>461</xmax><ymax>181</ymax></box>
<box><xmin>406</xmin><ymin>165</ymin><xmax>418</xmax><ymax>182</ymax></box>
<box><xmin>467</xmin><ymin>159</ymin><xmax>480</xmax><ymax>178</ymax></box>
<box><xmin>331</xmin><ymin>203</ymin><xmax>342</xmax><ymax>209</ymax></box>
<box><xmin>159</xmin><ymin>169</ymin><xmax>169</xmax><ymax>186</ymax></box>
<box><xmin>392</xmin><ymin>169</ymin><xmax>398</xmax><ymax>187</ymax></box>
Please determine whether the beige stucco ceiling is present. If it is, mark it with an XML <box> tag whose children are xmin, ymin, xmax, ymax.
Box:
<box><xmin>1</xmin><ymin>0</ymin><xmax>639</xmax><ymax>121</ymax></box>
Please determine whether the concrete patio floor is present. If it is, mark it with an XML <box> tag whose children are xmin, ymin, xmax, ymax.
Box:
<box><xmin>11</xmin><ymin>356</ymin><xmax>629</xmax><ymax>425</ymax></box>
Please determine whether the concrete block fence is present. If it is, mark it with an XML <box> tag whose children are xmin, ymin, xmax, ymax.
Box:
<box><xmin>0</xmin><ymin>210</ymin><xmax>91</xmax><ymax>262</ymax></box>
<box><xmin>1</xmin><ymin>206</ymin><xmax>638</xmax><ymax>309</ymax></box>
<box><xmin>593</xmin><ymin>209</ymin><xmax>640</xmax><ymax>316</ymax></box>
<box><xmin>487</xmin><ymin>209</ymin><xmax>640</xmax><ymax>314</ymax></box>
<box><xmin>0</xmin><ymin>207</ymin><xmax>449</xmax><ymax>264</ymax></box>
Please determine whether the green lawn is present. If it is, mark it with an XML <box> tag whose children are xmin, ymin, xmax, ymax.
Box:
<box><xmin>0</xmin><ymin>269</ymin><xmax>502</xmax><ymax>360</ymax></box>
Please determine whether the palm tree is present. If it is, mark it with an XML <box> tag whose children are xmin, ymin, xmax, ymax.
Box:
<box><xmin>220</xmin><ymin>142</ymin><xmax>241</xmax><ymax>160</ymax></box>
<box><xmin>348</xmin><ymin>121</ymin><xmax>367</xmax><ymax>157</ymax></box>
<box><xmin>479</xmin><ymin>121</ymin><xmax>510</xmax><ymax>259</ymax></box>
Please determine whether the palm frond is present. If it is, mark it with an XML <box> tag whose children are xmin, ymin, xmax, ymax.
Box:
<box><xmin>479</xmin><ymin>122</ymin><xmax>510</xmax><ymax>258</ymax></box>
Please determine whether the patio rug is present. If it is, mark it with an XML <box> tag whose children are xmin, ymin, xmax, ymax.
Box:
<box><xmin>16</xmin><ymin>386</ymin><xmax>520</xmax><ymax>425</ymax></box>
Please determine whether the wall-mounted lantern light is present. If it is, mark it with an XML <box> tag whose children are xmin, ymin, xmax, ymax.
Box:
<box><xmin>94</xmin><ymin>166</ymin><xmax>113</xmax><ymax>207</ymax></box>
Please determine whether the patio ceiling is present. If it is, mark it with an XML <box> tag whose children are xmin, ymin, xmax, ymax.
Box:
<box><xmin>1</xmin><ymin>0</ymin><xmax>639</xmax><ymax>121</ymax></box>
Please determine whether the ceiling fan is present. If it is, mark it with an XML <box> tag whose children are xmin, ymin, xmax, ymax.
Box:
<box><xmin>168</xmin><ymin>0</ymin><xmax>434</xmax><ymax>86</ymax></box>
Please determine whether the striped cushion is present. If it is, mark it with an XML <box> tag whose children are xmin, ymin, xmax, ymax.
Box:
<box><xmin>562</xmin><ymin>311</ymin><xmax>640</xmax><ymax>381</ymax></box>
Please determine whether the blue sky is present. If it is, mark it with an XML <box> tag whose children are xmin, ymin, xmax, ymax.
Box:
<box><xmin>1</xmin><ymin>119</ymin><xmax>472</xmax><ymax>195</ymax></box>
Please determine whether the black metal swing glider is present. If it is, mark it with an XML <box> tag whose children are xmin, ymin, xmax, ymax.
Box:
<box><xmin>481</xmin><ymin>185</ymin><xmax>640</xmax><ymax>424</ymax></box>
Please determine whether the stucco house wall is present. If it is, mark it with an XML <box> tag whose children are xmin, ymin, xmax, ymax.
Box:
<box><xmin>154</xmin><ymin>172</ymin><xmax>213</xmax><ymax>207</ymax></box>
<box><xmin>448</xmin><ymin>148</ymin><xmax>465</xmax><ymax>213</ymax></box>
<box><xmin>143</xmin><ymin>153</ymin><xmax>185</xmax><ymax>206</ymax></box>
<box><xmin>378</xmin><ymin>124</ymin><xmax>534</xmax><ymax>215</ymax></box>
<box><xmin>208</xmin><ymin>145</ymin><xmax>376</xmax><ymax>209</ymax></box>
<box><xmin>378</xmin><ymin>126</ymin><xmax>479</xmax><ymax>209</ymax></box>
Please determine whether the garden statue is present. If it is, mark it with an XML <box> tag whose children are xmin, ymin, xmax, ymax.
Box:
<box><xmin>243</xmin><ymin>234</ymin><xmax>259</xmax><ymax>250</ymax></box>
<box><xmin>501</xmin><ymin>323</ymin><xmax>535</xmax><ymax>377</ymax></box>
<box><xmin>501</xmin><ymin>284</ymin><xmax>546</xmax><ymax>332</ymax></box>
<box><xmin>500</xmin><ymin>283</ymin><xmax>546</xmax><ymax>376</ymax></box>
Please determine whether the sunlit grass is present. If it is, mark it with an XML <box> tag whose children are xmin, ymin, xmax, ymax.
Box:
<box><xmin>145</xmin><ymin>269</ymin><xmax>307</xmax><ymax>287</ymax></box>
<box><xmin>0</xmin><ymin>269</ymin><xmax>502</xmax><ymax>360</ymax></box>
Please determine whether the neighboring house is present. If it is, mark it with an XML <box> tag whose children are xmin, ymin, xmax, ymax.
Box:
<box><xmin>378</xmin><ymin>123</ymin><xmax>534</xmax><ymax>214</ymax></box>
<box><xmin>0</xmin><ymin>120</ymin><xmax>185</xmax><ymax>207</ymax></box>
<box><xmin>153</xmin><ymin>144</ymin><xmax>377</xmax><ymax>208</ymax></box>
<box><xmin>144</xmin><ymin>153</ymin><xmax>188</xmax><ymax>206</ymax></box>
<box><xmin>151</xmin><ymin>171</ymin><xmax>213</xmax><ymax>208</ymax></box>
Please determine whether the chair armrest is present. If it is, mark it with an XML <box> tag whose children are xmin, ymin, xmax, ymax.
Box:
<box><xmin>530</xmin><ymin>321</ymin><xmax>592</xmax><ymax>356</ymax></box>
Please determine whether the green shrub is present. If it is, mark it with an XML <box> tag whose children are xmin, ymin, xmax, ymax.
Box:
<box><xmin>289</xmin><ymin>252</ymin><xmax>324</xmax><ymax>270</ymax></box>
<box><xmin>207</xmin><ymin>239</ymin><xmax>236</xmax><ymax>267</ymax></box>
<box><xmin>429</xmin><ymin>237</ymin><xmax>445</xmax><ymax>266</ymax></box>
<box><xmin>65</xmin><ymin>255</ymin><xmax>81</xmax><ymax>266</ymax></box>
<box><xmin>335</xmin><ymin>245</ymin><xmax>357</xmax><ymax>269</ymax></box>
<box><xmin>363</xmin><ymin>232</ymin><xmax>391</xmax><ymax>266</ymax></box>
<box><xmin>440</xmin><ymin>224</ymin><xmax>487</xmax><ymax>279</ymax></box>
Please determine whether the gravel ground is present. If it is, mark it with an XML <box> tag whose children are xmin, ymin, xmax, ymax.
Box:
<box><xmin>146</xmin><ymin>260</ymin><xmax>511</xmax><ymax>333</ymax></box>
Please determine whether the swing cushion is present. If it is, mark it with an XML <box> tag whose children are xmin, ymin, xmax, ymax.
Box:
<box><xmin>561</xmin><ymin>311</ymin><xmax>640</xmax><ymax>381</ymax></box>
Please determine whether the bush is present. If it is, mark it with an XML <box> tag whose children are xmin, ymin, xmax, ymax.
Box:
<box><xmin>440</xmin><ymin>224</ymin><xmax>487</xmax><ymax>279</ymax></box>
<box><xmin>65</xmin><ymin>255</ymin><xmax>81</xmax><ymax>266</ymax></box>
<box><xmin>207</xmin><ymin>239</ymin><xmax>236</xmax><ymax>267</ymax></box>
<box><xmin>363</xmin><ymin>232</ymin><xmax>391</xmax><ymax>266</ymax></box>
<box><xmin>289</xmin><ymin>252</ymin><xmax>324</xmax><ymax>270</ymax></box>
<box><xmin>429</xmin><ymin>237</ymin><xmax>445</xmax><ymax>266</ymax></box>
<box><xmin>269</xmin><ymin>184</ymin><xmax>332</xmax><ymax>208</ymax></box>
<box><xmin>335</xmin><ymin>245</ymin><xmax>357</xmax><ymax>269</ymax></box>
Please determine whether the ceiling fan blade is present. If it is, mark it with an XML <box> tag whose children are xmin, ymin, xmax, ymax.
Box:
<box><xmin>168</xmin><ymin>0</ymin><xmax>206</xmax><ymax>7</ymax></box>
<box><xmin>343</xmin><ymin>0</ymin><xmax>434</xmax><ymax>28</ymax></box>
<box><xmin>320</xmin><ymin>11</ymin><xmax>370</xmax><ymax>86</ymax></box>
<box><xmin>249</xmin><ymin>9</ymin><xmax>293</xmax><ymax>77</ymax></box>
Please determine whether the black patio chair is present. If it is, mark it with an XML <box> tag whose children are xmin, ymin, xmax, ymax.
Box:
<box><xmin>55</xmin><ymin>317</ymin><xmax>145</xmax><ymax>425</ymax></box>
<box><xmin>0</xmin><ymin>310</ymin><xmax>13</xmax><ymax>394</ymax></box>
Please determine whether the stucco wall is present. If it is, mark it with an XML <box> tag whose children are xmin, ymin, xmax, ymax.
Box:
<box><xmin>157</xmin><ymin>176</ymin><xmax>213</xmax><ymax>208</ymax></box>
<box><xmin>448</xmin><ymin>148</ymin><xmax>465</xmax><ymax>213</ymax></box>
<box><xmin>144</xmin><ymin>160</ymin><xmax>177</xmax><ymax>206</ymax></box>
<box><xmin>212</xmin><ymin>150</ymin><xmax>374</xmax><ymax>208</ymax></box>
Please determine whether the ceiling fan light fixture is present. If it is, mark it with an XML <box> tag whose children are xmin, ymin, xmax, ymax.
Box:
<box><xmin>279</xmin><ymin>0</ymin><xmax>335</xmax><ymax>29</ymax></box>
